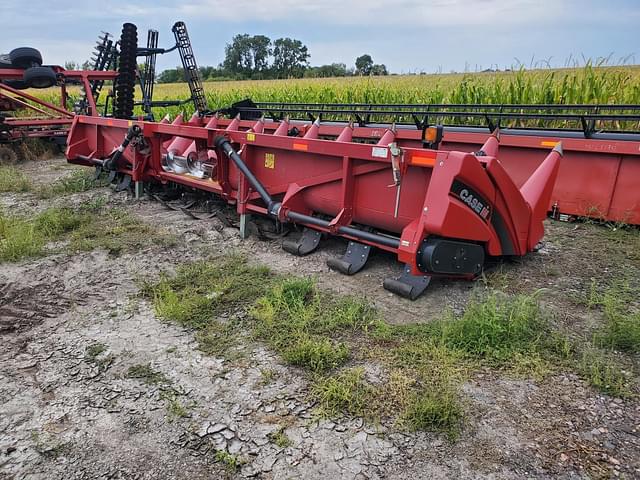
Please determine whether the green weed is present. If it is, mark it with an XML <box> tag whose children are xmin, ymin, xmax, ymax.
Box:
<box><xmin>37</xmin><ymin>169</ymin><xmax>107</xmax><ymax>198</ymax></box>
<box><xmin>0</xmin><ymin>205</ymin><xmax>162</xmax><ymax>262</ymax></box>
<box><xmin>214</xmin><ymin>450</ymin><xmax>243</xmax><ymax>472</ymax></box>
<box><xmin>0</xmin><ymin>166</ymin><xmax>32</xmax><ymax>192</ymax></box>
<box><xmin>436</xmin><ymin>292</ymin><xmax>550</xmax><ymax>362</ymax></box>
<box><xmin>282</xmin><ymin>335</ymin><xmax>349</xmax><ymax>372</ymax></box>
<box><xmin>267</xmin><ymin>427</ymin><xmax>292</xmax><ymax>448</ymax></box>
<box><xmin>251</xmin><ymin>277</ymin><xmax>378</xmax><ymax>372</ymax></box>
<box><xmin>143</xmin><ymin>255</ymin><xmax>272</xmax><ymax>329</ymax></box>
<box><xmin>402</xmin><ymin>385</ymin><xmax>464</xmax><ymax>438</ymax></box>
<box><xmin>311</xmin><ymin>368</ymin><xmax>373</xmax><ymax>417</ymax></box>
<box><xmin>588</xmin><ymin>280</ymin><xmax>640</xmax><ymax>353</ymax></box>
<box><xmin>0</xmin><ymin>212</ymin><xmax>43</xmax><ymax>261</ymax></box>
<box><xmin>126</xmin><ymin>363</ymin><xmax>171</xmax><ymax>385</ymax></box>
<box><xmin>577</xmin><ymin>349</ymin><xmax>631</xmax><ymax>398</ymax></box>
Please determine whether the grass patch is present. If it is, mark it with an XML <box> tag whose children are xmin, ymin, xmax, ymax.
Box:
<box><xmin>37</xmin><ymin>169</ymin><xmax>108</xmax><ymax>198</ymax></box>
<box><xmin>436</xmin><ymin>292</ymin><xmax>550</xmax><ymax>363</ymax></box>
<box><xmin>402</xmin><ymin>385</ymin><xmax>464</xmax><ymax>438</ymax></box>
<box><xmin>577</xmin><ymin>348</ymin><xmax>631</xmax><ymax>398</ymax></box>
<box><xmin>214</xmin><ymin>450</ymin><xmax>243</xmax><ymax>473</ymax></box>
<box><xmin>69</xmin><ymin>208</ymin><xmax>173</xmax><ymax>255</ymax></box>
<box><xmin>311</xmin><ymin>367</ymin><xmax>373</xmax><ymax>417</ymax></box>
<box><xmin>195</xmin><ymin>320</ymin><xmax>244</xmax><ymax>360</ymax></box>
<box><xmin>0</xmin><ymin>205</ymin><xmax>167</xmax><ymax>262</ymax></box>
<box><xmin>85</xmin><ymin>343</ymin><xmax>107</xmax><ymax>360</ymax></box>
<box><xmin>251</xmin><ymin>277</ymin><xmax>378</xmax><ymax>372</ymax></box>
<box><xmin>143</xmin><ymin>255</ymin><xmax>272</xmax><ymax>329</ymax></box>
<box><xmin>0</xmin><ymin>166</ymin><xmax>32</xmax><ymax>192</ymax></box>
<box><xmin>126</xmin><ymin>363</ymin><xmax>171</xmax><ymax>385</ymax></box>
<box><xmin>0</xmin><ymin>212</ymin><xmax>44</xmax><ymax>261</ymax></box>
<box><xmin>0</xmin><ymin>166</ymin><xmax>107</xmax><ymax>197</ymax></box>
<box><xmin>587</xmin><ymin>280</ymin><xmax>640</xmax><ymax>353</ymax></box>
<box><xmin>142</xmin><ymin>256</ymin><xmax>272</xmax><ymax>358</ymax></box>
<box><xmin>267</xmin><ymin>427</ymin><xmax>292</xmax><ymax>448</ymax></box>
<box><xmin>0</xmin><ymin>207</ymin><xmax>89</xmax><ymax>261</ymax></box>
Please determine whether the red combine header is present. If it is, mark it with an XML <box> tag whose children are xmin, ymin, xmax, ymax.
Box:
<box><xmin>62</xmin><ymin>24</ymin><xmax>640</xmax><ymax>299</ymax></box>
<box><xmin>67</xmin><ymin>111</ymin><xmax>569</xmax><ymax>299</ymax></box>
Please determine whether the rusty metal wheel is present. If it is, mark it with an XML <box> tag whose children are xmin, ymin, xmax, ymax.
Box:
<box><xmin>0</xmin><ymin>145</ymin><xmax>18</xmax><ymax>164</ymax></box>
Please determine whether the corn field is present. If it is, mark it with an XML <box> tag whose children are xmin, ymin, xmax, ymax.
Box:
<box><xmin>30</xmin><ymin>64</ymin><xmax>640</xmax><ymax>121</ymax></box>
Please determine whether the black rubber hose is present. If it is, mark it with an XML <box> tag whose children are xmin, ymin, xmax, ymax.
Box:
<box><xmin>214</xmin><ymin>136</ymin><xmax>277</xmax><ymax>213</ymax></box>
<box><xmin>115</xmin><ymin>23</ymin><xmax>137</xmax><ymax>119</ymax></box>
<box><xmin>103</xmin><ymin>125</ymin><xmax>141</xmax><ymax>170</ymax></box>
<box><xmin>214</xmin><ymin>136</ymin><xmax>401</xmax><ymax>249</ymax></box>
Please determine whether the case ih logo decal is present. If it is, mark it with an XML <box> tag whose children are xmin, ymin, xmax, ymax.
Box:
<box><xmin>451</xmin><ymin>180</ymin><xmax>491</xmax><ymax>221</ymax></box>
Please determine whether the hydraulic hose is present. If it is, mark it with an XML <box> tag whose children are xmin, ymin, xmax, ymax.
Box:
<box><xmin>214</xmin><ymin>136</ymin><xmax>279</xmax><ymax>215</ymax></box>
<box><xmin>103</xmin><ymin>124</ymin><xmax>141</xmax><ymax>170</ymax></box>
<box><xmin>214</xmin><ymin>136</ymin><xmax>401</xmax><ymax>249</ymax></box>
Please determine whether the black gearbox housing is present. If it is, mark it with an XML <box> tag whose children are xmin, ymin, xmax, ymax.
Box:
<box><xmin>417</xmin><ymin>238</ymin><xmax>484</xmax><ymax>276</ymax></box>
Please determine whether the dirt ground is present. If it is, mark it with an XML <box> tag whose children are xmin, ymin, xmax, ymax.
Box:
<box><xmin>1</xmin><ymin>158</ymin><xmax>639</xmax><ymax>480</ymax></box>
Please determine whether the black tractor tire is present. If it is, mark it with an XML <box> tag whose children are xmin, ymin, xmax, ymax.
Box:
<box><xmin>0</xmin><ymin>145</ymin><xmax>18</xmax><ymax>165</ymax></box>
<box><xmin>2</xmin><ymin>79</ymin><xmax>28</xmax><ymax>90</ymax></box>
<box><xmin>23</xmin><ymin>66</ymin><xmax>57</xmax><ymax>88</ymax></box>
<box><xmin>0</xmin><ymin>53</ymin><xmax>13</xmax><ymax>69</ymax></box>
<box><xmin>114</xmin><ymin>23</ymin><xmax>137</xmax><ymax>119</ymax></box>
<box><xmin>9</xmin><ymin>47</ymin><xmax>43</xmax><ymax>69</ymax></box>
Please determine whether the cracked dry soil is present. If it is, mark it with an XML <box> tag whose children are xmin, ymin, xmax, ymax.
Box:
<box><xmin>1</xmin><ymin>158</ymin><xmax>639</xmax><ymax>479</ymax></box>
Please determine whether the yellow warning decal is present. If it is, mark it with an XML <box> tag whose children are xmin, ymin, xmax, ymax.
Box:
<box><xmin>247</xmin><ymin>132</ymin><xmax>256</xmax><ymax>141</ymax></box>
<box><xmin>265</xmin><ymin>153</ymin><xmax>275</xmax><ymax>169</ymax></box>
<box><xmin>540</xmin><ymin>141</ymin><xmax>557</xmax><ymax>147</ymax></box>
<box><xmin>128</xmin><ymin>120</ymin><xmax>133</xmax><ymax>127</ymax></box>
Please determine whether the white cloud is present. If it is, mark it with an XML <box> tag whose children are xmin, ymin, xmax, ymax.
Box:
<box><xmin>178</xmin><ymin>0</ymin><xmax>564</xmax><ymax>26</ymax></box>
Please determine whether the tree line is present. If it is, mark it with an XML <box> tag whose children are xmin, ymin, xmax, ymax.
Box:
<box><xmin>156</xmin><ymin>34</ymin><xmax>388</xmax><ymax>83</ymax></box>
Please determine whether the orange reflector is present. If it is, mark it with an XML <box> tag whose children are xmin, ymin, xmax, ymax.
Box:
<box><xmin>293</xmin><ymin>143</ymin><xmax>308</xmax><ymax>151</ymax></box>
<box><xmin>411</xmin><ymin>152</ymin><xmax>437</xmax><ymax>167</ymax></box>
<box><xmin>540</xmin><ymin>141</ymin><xmax>557</xmax><ymax>147</ymax></box>
<box><xmin>424</xmin><ymin>127</ymin><xmax>438</xmax><ymax>142</ymax></box>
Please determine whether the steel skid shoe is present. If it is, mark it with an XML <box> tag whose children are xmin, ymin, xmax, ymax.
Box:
<box><xmin>107</xmin><ymin>170</ymin><xmax>118</xmax><ymax>183</ymax></box>
<box><xmin>327</xmin><ymin>241</ymin><xmax>372</xmax><ymax>275</ymax></box>
<box><xmin>383</xmin><ymin>265</ymin><xmax>432</xmax><ymax>300</ymax></box>
<box><xmin>114</xmin><ymin>173</ymin><xmax>133</xmax><ymax>192</ymax></box>
<box><xmin>282</xmin><ymin>227</ymin><xmax>322</xmax><ymax>256</ymax></box>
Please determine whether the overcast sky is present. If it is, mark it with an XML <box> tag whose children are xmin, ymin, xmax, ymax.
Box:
<box><xmin>1</xmin><ymin>0</ymin><xmax>638</xmax><ymax>73</ymax></box>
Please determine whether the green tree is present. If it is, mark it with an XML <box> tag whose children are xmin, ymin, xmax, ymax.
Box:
<box><xmin>157</xmin><ymin>67</ymin><xmax>184</xmax><ymax>83</ymax></box>
<box><xmin>223</xmin><ymin>34</ymin><xmax>273</xmax><ymax>78</ymax></box>
<box><xmin>304</xmin><ymin>63</ymin><xmax>352</xmax><ymax>78</ymax></box>
<box><xmin>371</xmin><ymin>63</ymin><xmax>388</xmax><ymax>76</ymax></box>
<box><xmin>355</xmin><ymin>54</ymin><xmax>373</xmax><ymax>75</ymax></box>
<box><xmin>272</xmin><ymin>38</ymin><xmax>310</xmax><ymax>78</ymax></box>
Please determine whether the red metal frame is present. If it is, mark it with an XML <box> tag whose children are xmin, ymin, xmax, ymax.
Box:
<box><xmin>0</xmin><ymin>67</ymin><xmax>118</xmax><ymax>143</ymax></box>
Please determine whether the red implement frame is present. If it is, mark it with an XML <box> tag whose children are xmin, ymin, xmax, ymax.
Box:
<box><xmin>0</xmin><ymin>67</ymin><xmax>118</xmax><ymax>142</ymax></box>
